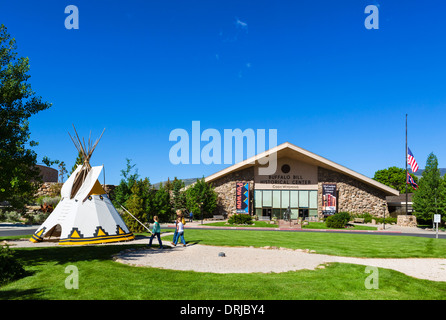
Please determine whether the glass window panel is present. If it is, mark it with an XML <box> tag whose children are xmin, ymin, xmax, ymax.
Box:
<box><xmin>299</xmin><ymin>191</ymin><xmax>309</xmax><ymax>208</ymax></box>
<box><xmin>309</xmin><ymin>191</ymin><xmax>318</xmax><ymax>209</ymax></box>
<box><xmin>254</xmin><ymin>190</ymin><xmax>262</xmax><ymax>208</ymax></box>
<box><xmin>272</xmin><ymin>209</ymin><xmax>281</xmax><ymax>219</ymax></box>
<box><xmin>290</xmin><ymin>191</ymin><xmax>299</xmax><ymax>208</ymax></box>
<box><xmin>309</xmin><ymin>209</ymin><xmax>318</xmax><ymax>217</ymax></box>
<box><xmin>290</xmin><ymin>209</ymin><xmax>298</xmax><ymax>220</ymax></box>
<box><xmin>281</xmin><ymin>190</ymin><xmax>290</xmax><ymax>209</ymax></box>
<box><xmin>273</xmin><ymin>190</ymin><xmax>281</xmax><ymax>208</ymax></box>
<box><xmin>263</xmin><ymin>190</ymin><xmax>272</xmax><ymax>207</ymax></box>
<box><xmin>255</xmin><ymin>208</ymin><xmax>262</xmax><ymax>216</ymax></box>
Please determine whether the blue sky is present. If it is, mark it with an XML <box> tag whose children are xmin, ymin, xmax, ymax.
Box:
<box><xmin>1</xmin><ymin>0</ymin><xmax>445</xmax><ymax>184</ymax></box>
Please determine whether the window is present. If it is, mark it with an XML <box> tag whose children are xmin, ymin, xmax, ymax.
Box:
<box><xmin>273</xmin><ymin>190</ymin><xmax>281</xmax><ymax>208</ymax></box>
<box><xmin>290</xmin><ymin>191</ymin><xmax>298</xmax><ymax>208</ymax></box>
<box><xmin>299</xmin><ymin>190</ymin><xmax>309</xmax><ymax>208</ymax></box>
<box><xmin>263</xmin><ymin>190</ymin><xmax>272</xmax><ymax>207</ymax></box>
<box><xmin>281</xmin><ymin>190</ymin><xmax>290</xmax><ymax>209</ymax></box>
<box><xmin>309</xmin><ymin>191</ymin><xmax>318</xmax><ymax>209</ymax></box>
<box><xmin>254</xmin><ymin>190</ymin><xmax>262</xmax><ymax>209</ymax></box>
<box><xmin>253</xmin><ymin>189</ymin><xmax>318</xmax><ymax>220</ymax></box>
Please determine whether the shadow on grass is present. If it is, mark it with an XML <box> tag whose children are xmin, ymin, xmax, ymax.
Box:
<box><xmin>13</xmin><ymin>236</ymin><xmax>152</xmax><ymax>267</ymax></box>
<box><xmin>0</xmin><ymin>288</ymin><xmax>43</xmax><ymax>300</ymax></box>
<box><xmin>11</xmin><ymin>235</ymin><xmax>203</xmax><ymax>267</ymax></box>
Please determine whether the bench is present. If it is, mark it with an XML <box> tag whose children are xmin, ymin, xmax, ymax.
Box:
<box><xmin>354</xmin><ymin>218</ymin><xmax>365</xmax><ymax>223</ymax></box>
<box><xmin>212</xmin><ymin>215</ymin><xmax>225</xmax><ymax>220</ymax></box>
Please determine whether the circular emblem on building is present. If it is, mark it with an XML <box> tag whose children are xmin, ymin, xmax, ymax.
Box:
<box><xmin>281</xmin><ymin>164</ymin><xmax>291</xmax><ymax>174</ymax></box>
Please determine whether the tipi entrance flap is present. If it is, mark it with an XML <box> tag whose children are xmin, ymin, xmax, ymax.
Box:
<box><xmin>61</xmin><ymin>165</ymin><xmax>82</xmax><ymax>198</ymax></box>
<box><xmin>74</xmin><ymin>165</ymin><xmax>103</xmax><ymax>201</ymax></box>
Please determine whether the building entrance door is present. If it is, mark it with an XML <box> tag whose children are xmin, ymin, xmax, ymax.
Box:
<box><xmin>299</xmin><ymin>209</ymin><xmax>309</xmax><ymax>219</ymax></box>
<box><xmin>262</xmin><ymin>208</ymin><xmax>272</xmax><ymax>218</ymax></box>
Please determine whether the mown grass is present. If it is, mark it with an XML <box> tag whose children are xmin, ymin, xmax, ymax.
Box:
<box><xmin>1</xmin><ymin>230</ymin><xmax>446</xmax><ymax>300</ymax></box>
<box><xmin>170</xmin><ymin>229</ymin><xmax>446</xmax><ymax>258</ymax></box>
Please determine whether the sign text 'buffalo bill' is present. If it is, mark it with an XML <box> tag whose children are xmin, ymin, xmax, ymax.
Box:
<box><xmin>236</xmin><ymin>182</ymin><xmax>249</xmax><ymax>214</ymax></box>
<box><xmin>322</xmin><ymin>183</ymin><xmax>337</xmax><ymax>216</ymax></box>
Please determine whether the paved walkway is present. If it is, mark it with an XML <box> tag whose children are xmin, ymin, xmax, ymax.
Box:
<box><xmin>1</xmin><ymin>220</ymin><xmax>445</xmax><ymax>238</ymax></box>
<box><xmin>163</xmin><ymin>219</ymin><xmax>445</xmax><ymax>237</ymax></box>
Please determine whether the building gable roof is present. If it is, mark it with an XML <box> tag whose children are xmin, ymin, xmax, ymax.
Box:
<box><xmin>205</xmin><ymin>142</ymin><xmax>399</xmax><ymax>196</ymax></box>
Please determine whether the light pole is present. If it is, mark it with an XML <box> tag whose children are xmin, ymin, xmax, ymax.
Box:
<box><xmin>383</xmin><ymin>202</ymin><xmax>387</xmax><ymax>230</ymax></box>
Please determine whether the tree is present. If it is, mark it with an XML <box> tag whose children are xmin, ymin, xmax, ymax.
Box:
<box><xmin>171</xmin><ymin>177</ymin><xmax>186</xmax><ymax>211</ymax></box>
<box><xmin>123</xmin><ymin>178</ymin><xmax>151</xmax><ymax>233</ymax></box>
<box><xmin>0</xmin><ymin>24</ymin><xmax>52</xmax><ymax>209</ymax></box>
<box><xmin>112</xmin><ymin>158</ymin><xmax>139</xmax><ymax>207</ymax></box>
<box><xmin>149</xmin><ymin>183</ymin><xmax>172</xmax><ymax>223</ymax></box>
<box><xmin>70</xmin><ymin>151</ymin><xmax>83</xmax><ymax>175</ymax></box>
<box><xmin>42</xmin><ymin>156</ymin><xmax>60</xmax><ymax>168</ymax></box>
<box><xmin>412</xmin><ymin>153</ymin><xmax>446</xmax><ymax>224</ymax></box>
<box><xmin>185</xmin><ymin>178</ymin><xmax>218</xmax><ymax>219</ymax></box>
<box><xmin>373</xmin><ymin>166</ymin><xmax>418</xmax><ymax>194</ymax></box>
<box><xmin>58</xmin><ymin>161</ymin><xmax>67</xmax><ymax>183</ymax></box>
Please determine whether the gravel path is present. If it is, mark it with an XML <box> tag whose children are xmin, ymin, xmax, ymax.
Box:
<box><xmin>114</xmin><ymin>243</ymin><xmax>446</xmax><ymax>282</ymax></box>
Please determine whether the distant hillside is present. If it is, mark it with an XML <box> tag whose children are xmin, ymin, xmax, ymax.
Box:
<box><xmin>152</xmin><ymin>178</ymin><xmax>199</xmax><ymax>190</ymax></box>
<box><xmin>413</xmin><ymin>168</ymin><xmax>446</xmax><ymax>178</ymax></box>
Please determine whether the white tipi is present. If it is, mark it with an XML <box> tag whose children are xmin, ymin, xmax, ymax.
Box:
<box><xmin>30</xmin><ymin>127</ymin><xmax>134</xmax><ymax>245</ymax></box>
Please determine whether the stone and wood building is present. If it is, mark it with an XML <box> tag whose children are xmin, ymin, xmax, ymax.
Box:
<box><xmin>205</xmin><ymin>142</ymin><xmax>399</xmax><ymax>221</ymax></box>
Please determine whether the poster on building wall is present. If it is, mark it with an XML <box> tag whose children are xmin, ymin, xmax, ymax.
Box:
<box><xmin>322</xmin><ymin>184</ymin><xmax>337</xmax><ymax>216</ymax></box>
<box><xmin>236</xmin><ymin>182</ymin><xmax>249</xmax><ymax>214</ymax></box>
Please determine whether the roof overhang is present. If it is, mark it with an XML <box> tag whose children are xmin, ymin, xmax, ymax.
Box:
<box><xmin>205</xmin><ymin>142</ymin><xmax>399</xmax><ymax>196</ymax></box>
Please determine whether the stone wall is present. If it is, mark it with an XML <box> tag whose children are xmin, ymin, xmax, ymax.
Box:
<box><xmin>35</xmin><ymin>182</ymin><xmax>62</xmax><ymax>198</ymax></box>
<box><xmin>318</xmin><ymin>167</ymin><xmax>389</xmax><ymax>219</ymax></box>
<box><xmin>211</xmin><ymin>167</ymin><xmax>255</xmax><ymax>216</ymax></box>
<box><xmin>397</xmin><ymin>215</ymin><xmax>417</xmax><ymax>227</ymax></box>
<box><xmin>35</xmin><ymin>183</ymin><xmax>116</xmax><ymax>199</ymax></box>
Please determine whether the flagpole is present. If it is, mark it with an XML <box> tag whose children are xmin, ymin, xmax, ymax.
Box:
<box><xmin>406</xmin><ymin>114</ymin><xmax>408</xmax><ymax>215</ymax></box>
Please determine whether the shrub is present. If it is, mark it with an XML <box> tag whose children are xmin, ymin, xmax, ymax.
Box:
<box><xmin>351</xmin><ymin>212</ymin><xmax>373</xmax><ymax>223</ymax></box>
<box><xmin>27</xmin><ymin>211</ymin><xmax>51</xmax><ymax>225</ymax></box>
<box><xmin>35</xmin><ymin>196</ymin><xmax>61</xmax><ymax>207</ymax></box>
<box><xmin>228</xmin><ymin>214</ymin><xmax>253</xmax><ymax>225</ymax></box>
<box><xmin>325</xmin><ymin>212</ymin><xmax>351</xmax><ymax>229</ymax></box>
<box><xmin>0</xmin><ymin>210</ymin><xmax>22</xmax><ymax>223</ymax></box>
<box><xmin>0</xmin><ymin>244</ymin><xmax>26</xmax><ymax>286</ymax></box>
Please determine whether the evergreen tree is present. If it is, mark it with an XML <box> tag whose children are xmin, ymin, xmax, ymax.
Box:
<box><xmin>70</xmin><ymin>151</ymin><xmax>83</xmax><ymax>175</ymax></box>
<box><xmin>412</xmin><ymin>153</ymin><xmax>446</xmax><ymax>224</ymax></box>
<box><xmin>149</xmin><ymin>183</ymin><xmax>172</xmax><ymax>223</ymax></box>
<box><xmin>185</xmin><ymin>178</ymin><xmax>218</xmax><ymax>219</ymax></box>
<box><xmin>58</xmin><ymin>161</ymin><xmax>67</xmax><ymax>183</ymax></box>
<box><xmin>112</xmin><ymin>158</ymin><xmax>139</xmax><ymax>207</ymax></box>
<box><xmin>171</xmin><ymin>177</ymin><xmax>186</xmax><ymax>211</ymax></box>
<box><xmin>123</xmin><ymin>181</ymin><xmax>146</xmax><ymax>233</ymax></box>
<box><xmin>0</xmin><ymin>24</ymin><xmax>52</xmax><ymax>209</ymax></box>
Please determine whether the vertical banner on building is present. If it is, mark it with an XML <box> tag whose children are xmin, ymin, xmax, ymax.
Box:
<box><xmin>236</xmin><ymin>182</ymin><xmax>249</xmax><ymax>214</ymax></box>
<box><xmin>322</xmin><ymin>183</ymin><xmax>337</xmax><ymax>216</ymax></box>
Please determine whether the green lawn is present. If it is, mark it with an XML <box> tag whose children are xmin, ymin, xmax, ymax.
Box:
<box><xmin>1</xmin><ymin>230</ymin><xmax>446</xmax><ymax>300</ymax></box>
<box><xmin>173</xmin><ymin>229</ymin><xmax>446</xmax><ymax>258</ymax></box>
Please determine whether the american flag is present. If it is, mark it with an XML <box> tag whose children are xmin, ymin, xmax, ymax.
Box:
<box><xmin>407</xmin><ymin>148</ymin><xmax>419</xmax><ymax>172</ymax></box>
<box><xmin>407</xmin><ymin>172</ymin><xmax>418</xmax><ymax>190</ymax></box>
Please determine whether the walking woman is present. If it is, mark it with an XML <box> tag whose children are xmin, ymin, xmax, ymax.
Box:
<box><xmin>148</xmin><ymin>216</ymin><xmax>163</xmax><ymax>249</ymax></box>
<box><xmin>173</xmin><ymin>217</ymin><xmax>187</xmax><ymax>247</ymax></box>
